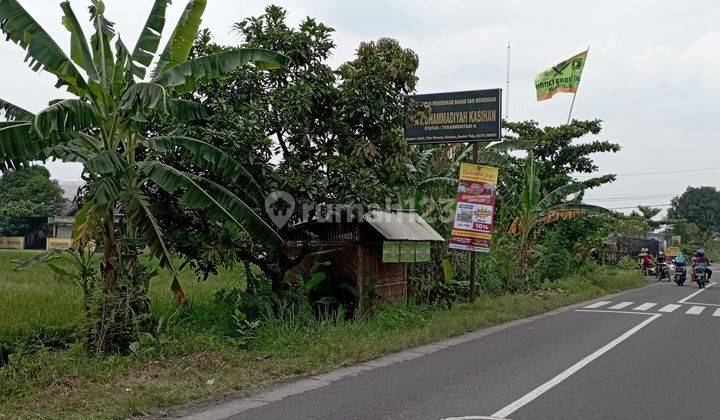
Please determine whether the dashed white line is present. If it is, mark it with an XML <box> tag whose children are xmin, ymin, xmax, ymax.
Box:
<box><xmin>491</xmin><ymin>314</ymin><xmax>661</xmax><ymax>419</ymax></box>
<box><xmin>633</xmin><ymin>303</ymin><xmax>657</xmax><ymax>311</ymax></box>
<box><xmin>686</xmin><ymin>306</ymin><xmax>706</xmax><ymax>315</ymax></box>
<box><xmin>658</xmin><ymin>304</ymin><xmax>681</xmax><ymax>313</ymax></box>
<box><xmin>713</xmin><ymin>308</ymin><xmax>720</xmax><ymax>317</ymax></box>
<box><xmin>584</xmin><ymin>301</ymin><xmax>612</xmax><ymax>309</ymax></box>
<box><xmin>608</xmin><ymin>301</ymin><xmax>634</xmax><ymax>310</ymax></box>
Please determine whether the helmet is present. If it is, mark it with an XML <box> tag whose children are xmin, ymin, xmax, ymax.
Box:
<box><xmin>695</xmin><ymin>249</ymin><xmax>705</xmax><ymax>257</ymax></box>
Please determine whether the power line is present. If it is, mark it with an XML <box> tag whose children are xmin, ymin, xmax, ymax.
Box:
<box><xmin>576</xmin><ymin>165</ymin><xmax>720</xmax><ymax>178</ymax></box>
<box><xmin>606</xmin><ymin>203</ymin><xmax>673</xmax><ymax>210</ymax></box>
<box><xmin>585</xmin><ymin>193</ymin><xmax>676</xmax><ymax>202</ymax></box>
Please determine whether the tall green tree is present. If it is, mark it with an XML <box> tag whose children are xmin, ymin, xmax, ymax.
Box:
<box><xmin>668</xmin><ymin>186</ymin><xmax>720</xmax><ymax>234</ymax></box>
<box><xmin>0</xmin><ymin>165</ymin><xmax>65</xmax><ymax>235</ymax></box>
<box><xmin>152</xmin><ymin>6</ymin><xmax>423</xmax><ymax>291</ymax></box>
<box><xmin>503</xmin><ymin>119</ymin><xmax>620</xmax><ymax>193</ymax></box>
<box><xmin>0</xmin><ymin>0</ymin><xmax>286</xmax><ymax>353</ymax></box>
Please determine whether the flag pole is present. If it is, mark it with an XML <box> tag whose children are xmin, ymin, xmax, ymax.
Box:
<box><xmin>566</xmin><ymin>90</ymin><xmax>578</xmax><ymax>125</ymax></box>
<box><xmin>566</xmin><ymin>45</ymin><xmax>590</xmax><ymax>125</ymax></box>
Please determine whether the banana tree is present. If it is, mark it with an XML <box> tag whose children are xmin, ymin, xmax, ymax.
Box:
<box><xmin>508</xmin><ymin>151</ymin><xmax>608</xmax><ymax>282</ymax></box>
<box><xmin>405</xmin><ymin>140</ymin><xmax>534</xmax><ymax>233</ymax></box>
<box><xmin>0</xmin><ymin>0</ymin><xmax>288</xmax><ymax>307</ymax></box>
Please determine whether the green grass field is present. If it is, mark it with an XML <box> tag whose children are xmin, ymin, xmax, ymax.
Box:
<box><xmin>0</xmin><ymin>250</ymin><xmax>239</xmax><ymax>346</ymax></box>
<box><xmin>0</xmin><ymin>250</ymin><xmax>648</xmax><ymax>418</ymax></box>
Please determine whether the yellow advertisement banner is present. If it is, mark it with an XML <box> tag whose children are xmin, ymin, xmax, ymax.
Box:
<box><xmin>451</xmin><ymin>229</ymin><xmax>492</xmax><ymax>240</ymax></box>
<box><xmin>459</xmin><ymin>163</ymin><xmax>499</xmax><ymax>186</ymax></box>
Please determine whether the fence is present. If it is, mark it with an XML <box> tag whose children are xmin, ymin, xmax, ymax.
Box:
<box><xmin>46</xmin><ymin>238</ymin><xmax>73</xmax><ymax>250</ymax></box>
<box><xmin>0</xmin><ymin>236</ymin><xmax>25</xmax><ymax>250</ymax></box>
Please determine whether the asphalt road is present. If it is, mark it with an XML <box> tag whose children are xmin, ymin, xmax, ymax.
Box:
<box><xmin>190</xmin><ymin>279</ymin><xmax>720</xmax><ymax>420</ymax></box>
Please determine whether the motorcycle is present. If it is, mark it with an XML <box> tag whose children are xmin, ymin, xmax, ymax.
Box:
<box><xmin>639</xmin><ymin>263</ymin><xmax>657</xmax><ymax>277</ymax></box>
<box><xmin>695</xmin><ymin>263</ymin><xmax>709</xmax><ymax>288</ymax></box>
<box><xmin>674</xmin><ymin>265</ymin><xmax>686</xmax><ymax>286</ymax></box>
<box><xmin>656</xmin><ymin>262</ymin><xmax>670</xmax><ymax>282</ymax></box>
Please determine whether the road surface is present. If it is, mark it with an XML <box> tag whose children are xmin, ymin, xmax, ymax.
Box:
<box><xmin>187</xmin><ymin>280</ymin><xmax>720</xmax><ymax>420</ymax></box>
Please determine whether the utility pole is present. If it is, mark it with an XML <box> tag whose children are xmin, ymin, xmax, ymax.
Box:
<box><xmin>505</xmin><ymin>41</ymin><xmax>510</xmax><ymax>121</ymax></box>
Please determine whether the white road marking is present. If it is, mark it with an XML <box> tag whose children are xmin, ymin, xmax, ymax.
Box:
<box><xmin>608</xmin><ymin>301</ymin><xmax>633</xmax><ymax>309</ymax></box>
<box><xmin>633</xmin><ymin>303</ymin><xmax>657</xmax><ymax>311</ymax></box>
<box><xmin>576</xmin><ymin>309</ymin><xmax>658</xmax><ymax>316</ymax></box>
<box><xmin>678</xmin><ymin>282</ymin><xmax>716</xmax><ymax>303</ymax></box>
<box><xmin>658</xmin><ymin>304</ymin><xmax>681</xmax><ymax>313</ymax></box>
<box><xmin>583</xmin><ymin>301</ymin><xmax>612</xmax><ymax>309</ymax></box>
<box><xmin>442</xmin><ymin>417</ymin><xmax>506</xmax><ymax>420</ymax></box>
<box><xmin>713</xmin><ymin>308</ymin><xmax>720</xmax><ymax>317</ymax></box>
<box><xmin>491</xmin><ymin>314</ymin><xmax>661</xmax><ymax>419</ymax></box>
<box><xmin>686</xmin><ymin>306</ymin><xmax>706</xmax><ymax>315</ymax></box>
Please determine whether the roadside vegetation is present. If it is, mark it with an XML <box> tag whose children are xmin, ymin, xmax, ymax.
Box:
<box><xmin>0</xmin><ymin>1</ymin><xmax>718</xmax><ymax>419</ymax></box>
<box><xmin>1</xmin><ymin>249</ymin><xmax>643</xmax><ymax>418</ymax></box>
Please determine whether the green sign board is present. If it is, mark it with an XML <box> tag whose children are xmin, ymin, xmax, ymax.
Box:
<box><xmin>382</xmin><ymin>241</ymin><xmax>431</xmax><ymax>263</ymax></box>
<box><xmin>405</xmin><ymin>89</ymin><xmax>502</xmax><ymax>144</ymax></box>
<box><xmin>382</xmin><ymin>241</ymin><xmax>400</xmax><ymax>263</ymax></box>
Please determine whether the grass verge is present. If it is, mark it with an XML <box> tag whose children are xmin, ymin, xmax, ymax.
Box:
<box><xmin>0</xmin><ymin>255</ymin><xmax>646</xmax><ymax>419</ymax></box>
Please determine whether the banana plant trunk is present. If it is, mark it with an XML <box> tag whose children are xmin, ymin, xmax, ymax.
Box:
<box><xmin>100</xmin><ymin>209</ymin><xmax>119</xmax><ymax>286</ymax></box>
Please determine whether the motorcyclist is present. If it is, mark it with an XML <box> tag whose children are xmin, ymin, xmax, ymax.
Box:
<box><xmin>674</xmin><ymin>251</ymin><xmax>686</xmax><ymax>268</ymax></box>
<box><xmin>691</xmin><ymin>249</ymin><xmax>712</xmax><ymax>281</ymax></box>
<box><xmin>656</xmin><ymin>251</ymin><xmax>668</xmax><ymax>281</ymax></box>
<box><xmin>674</xmin><ymin>251</ymin><xmax>687</xmax><ymax>283</ymax></box>
<box><xmin>641</xmin><ymin>250</ymin><xmax>653</xmax><ymax>276</ymax></box>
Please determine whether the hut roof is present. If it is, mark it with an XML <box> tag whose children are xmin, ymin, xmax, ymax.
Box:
<box><xmin>363</xmin><ymin>210</ymin><xmax>444</xmax><ymax>242</ymax></box>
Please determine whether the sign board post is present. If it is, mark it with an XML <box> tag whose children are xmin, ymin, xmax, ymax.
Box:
<box><xmin>469</xmin><ymin>143</ymin><xmax>478</xmax><ymax>301</ymax></box>
<box><xmin>406</xmin><ymin>88</ymin><xmax>502</xmax><ymax>301</ymax></box>
<box><xmin>449</xmin><ymin>162</ymin><xmax>500</xmax><ymax>300</ymax></box>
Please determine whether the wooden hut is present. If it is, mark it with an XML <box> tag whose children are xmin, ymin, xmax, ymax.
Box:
<box><xmin>286</xmin><ymin>210</ymin><xmax>444</xmax><ymax>314</ymax></box>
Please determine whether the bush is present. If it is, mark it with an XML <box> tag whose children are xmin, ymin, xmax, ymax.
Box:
<box><xmin>618</xmin><ymin>256</ymin><xmax>637</xmax><ymax>270</ymax></box>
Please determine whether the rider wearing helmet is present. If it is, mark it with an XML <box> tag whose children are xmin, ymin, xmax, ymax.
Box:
<box><xmin>692</xmin><ymin>249</ymin><xmax>712</xmax><ymax>281</ymax></box>
<box><xmin>656</xmin><ymin>251</ymin><xmax>668</xmax><ymax>281</ymax></box>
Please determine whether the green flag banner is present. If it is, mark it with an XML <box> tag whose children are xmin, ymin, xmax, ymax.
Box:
<box><xmin>535</xmin><ymin>50</ymin><xmax>588</xmax><ymax>101</ymax></box>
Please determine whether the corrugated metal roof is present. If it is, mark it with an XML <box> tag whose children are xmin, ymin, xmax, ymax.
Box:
<box><xmin>363</xmin><ymin>210</ymin><xmax>445</xmax><ymax>242</ymax></box>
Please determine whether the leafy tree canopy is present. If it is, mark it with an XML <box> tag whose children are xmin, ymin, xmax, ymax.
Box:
<box><xmin>504</xmin><ymin>119</ymin><xmax>620</xmax><ymax>193</ymax></box>
<box><xmin>668</xmin><ymin>186</ymin><xmax>720</xmax><ymax>234</ymax></box>
<box><xmin>154</xmin><ymin>5</ymin><xmax>422</xmax><ymax>281</ymax></box>
<box><xmin>0</xmin><ymin>165</ymin><xmax>65</xmax><ymax>235</ymax></box>
<box><xmin>628</xmin><ymin>205</ymin><xmax>663</xmax><ymax>230</ymax></box>
<box><xmin>168</xmin><ymin>5</ymin><xmax>421</xmax><ymax>211</ymax></box>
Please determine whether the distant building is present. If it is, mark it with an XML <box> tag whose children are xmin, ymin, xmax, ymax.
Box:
<box><xmin>47</xmin><ymin>181</ymin><xmax>84</xmax><ymax>249</ymax></box>
<box><xmin>646</xmin><ymin>232</ymin><xmax>676</xmax><ymax>250</ymax></box>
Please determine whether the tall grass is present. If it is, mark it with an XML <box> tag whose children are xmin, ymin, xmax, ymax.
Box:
<box><xmin>0</xmin><ymin>250</ymin><xmax>241</xmax><ymax>347</ymax></box>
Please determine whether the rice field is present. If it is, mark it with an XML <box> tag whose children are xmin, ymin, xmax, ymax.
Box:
<box><xmin>0</xmin><ymin>250</ymin><xmax>241</xmax><ymax>345</ymax></box>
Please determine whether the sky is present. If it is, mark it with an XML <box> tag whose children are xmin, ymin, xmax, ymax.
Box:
<box><xmin>2</xmin><ymin>0</ymin><xmax>720</xmax><ymax>212</ymax></box>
